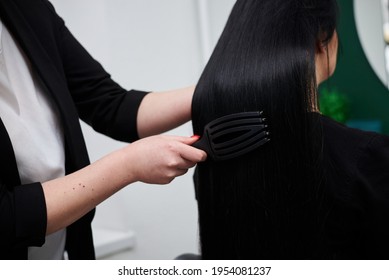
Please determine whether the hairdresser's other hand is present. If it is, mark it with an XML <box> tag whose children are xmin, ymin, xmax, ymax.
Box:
<box><xmin>126</xmin><ymin>135</ymin><xmax>206</xmax><ymax>184</ymax></box>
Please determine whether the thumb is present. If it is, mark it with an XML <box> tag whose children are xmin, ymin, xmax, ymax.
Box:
<box><xmin>178</xmin><ymin>135</ymin><xmax>207</xmax><ymax>162</ymax></box>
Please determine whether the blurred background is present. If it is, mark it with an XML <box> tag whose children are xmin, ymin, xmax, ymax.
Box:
<box><xmin>320</xmin><ymin>0</ymin><xmax>389</xmax><ymax>133</ymax></box>
<box><xmin>49</xmin><ymin>0</ymin><xmax>389</xmax><ymax>259</ymax></box>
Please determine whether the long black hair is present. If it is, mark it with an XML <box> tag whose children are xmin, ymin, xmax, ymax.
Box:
<box><xmin>192</xmin><ymin>0</ymin><xmax>338</xmax><ymax>259</ymax></box>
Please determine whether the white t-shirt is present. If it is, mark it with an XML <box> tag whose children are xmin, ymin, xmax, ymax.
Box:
<box><xmin>0</xmin><ymin>20</ymin><xmax>66</xmax><ymax>259</ymax></box>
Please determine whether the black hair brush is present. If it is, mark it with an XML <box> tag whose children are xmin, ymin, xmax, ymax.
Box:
<box><xmin>193</xmin><ymin>111</ymin><xmax>270</xmax><ymax>161</ymax></box>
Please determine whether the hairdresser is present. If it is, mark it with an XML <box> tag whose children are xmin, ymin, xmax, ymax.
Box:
<box><xmin>0</xmin><ymin>0</ymin><xmax>206</xmax><ymax>260</ymax></box>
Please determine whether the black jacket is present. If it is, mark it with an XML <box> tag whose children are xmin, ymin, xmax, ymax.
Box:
<box><xmin>0</xmin><ymin>0</ymin><xmax>147</xmax><ymax>259</ymax></box>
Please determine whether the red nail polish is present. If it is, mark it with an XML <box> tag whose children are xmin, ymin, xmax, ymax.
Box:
<box><xmin>191</xmin><ymin>135</ymin><xmax>200</xmax><ymax>139</ymax></box>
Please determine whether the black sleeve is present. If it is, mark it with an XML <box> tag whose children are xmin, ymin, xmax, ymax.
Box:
<box><xmin>0</xmin><ymin>118</ymin><xmax>47</xmax><ymax>259</ymax></box>
<box><xmin>0</xmin><ymin>182</ymin><xmax>46</xmax><ymax>259</ymax></box>
<box><xmin>43</xmin><ymin>0</ymin><xmax>149</xmax><ymax>142</ymax></box>
<box><xmin>355</xmin><ymin>134</ymin><xmax>389</xmax><ymax>258</ymax></box>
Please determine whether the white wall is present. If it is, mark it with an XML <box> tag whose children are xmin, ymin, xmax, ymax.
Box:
<box><xmin>50</xmin><ymin>0</ymin><xmax>235</xmax><ymax>259</ymax></box>
<box><xmin>354</xmin><ymin>0</ymin><xmax>387</xmax><ymax>86</ymax></box>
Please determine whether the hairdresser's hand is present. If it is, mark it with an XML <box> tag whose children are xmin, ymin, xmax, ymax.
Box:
<box><xmin>42</xmin><ymin>134</ymin><xmax>205</xmax><ymax>234</ymax></box>
<box><xmin>126</xmin><ymin>135</ymin><xmax>207</xmax><ymax>184</ymax></box>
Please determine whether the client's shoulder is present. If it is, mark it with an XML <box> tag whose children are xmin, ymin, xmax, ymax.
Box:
<box><xmin>320</xmin><ymin>115</ymin><xmax>387</xmax><ymax>151</ymax></box>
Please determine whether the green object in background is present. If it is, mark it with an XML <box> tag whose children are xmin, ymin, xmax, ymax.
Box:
<box><xmin>319</xmin><ymin>88</ymin><xmax>350</xmax><ymax>124</ymax></box>
<box><xmin>326</xmin><ymin>0</ymin><xmax>389</xmax><ymax>135</ymax></box>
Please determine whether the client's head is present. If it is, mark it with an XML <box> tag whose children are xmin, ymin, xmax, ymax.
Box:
<box><xmin>192</xmin><ymin>0</ymin><xmax>338</xmax><ymax>259</ymax></box>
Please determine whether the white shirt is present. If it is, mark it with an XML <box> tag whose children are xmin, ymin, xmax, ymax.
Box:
<box><xmin>0</xmin><ymin>20</ymin><xmax>66</xmax><ymax>259</ymax></box>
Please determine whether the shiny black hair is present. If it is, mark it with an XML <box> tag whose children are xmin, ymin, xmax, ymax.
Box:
<box><xmin>192</xmin><ymin>0</ymin><xmax>338</xmax><ymax>259</ymax></box>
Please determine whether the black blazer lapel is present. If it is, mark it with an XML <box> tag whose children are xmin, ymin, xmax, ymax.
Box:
<box><xmin>0</xmin><ymin>0</ymin><xmax>78</xmax><ymax>124</ymax></box>
<box><xmin>0</xmin><ymin>0</ymin><xmax>90</xmax><ymax>172</ymax></box>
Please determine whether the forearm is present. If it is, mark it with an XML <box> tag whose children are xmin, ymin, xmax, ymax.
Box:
<box><xmin>41</xmin><ymin>134</ymin><xmax>206</xmax><ymax>235</ymax></box>
<box><xmin>42</xmin><ymin>147</ymin><xmax>133</xmax><ymax>235</ymax></box>
<box><xmin>136</xmin><ymin>86</ymin><xmax>195</xmax><ymax>138</ymax></box>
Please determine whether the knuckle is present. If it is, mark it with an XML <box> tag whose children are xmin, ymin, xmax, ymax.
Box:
<box><xmin>167</xmin><ymin>158</ymin><xmax>179</xmax><ymax>168</ymax></box>
<box><xmin>165</xmin><ymin>170</ymin><xmax>177</xmax><ymax>180</ymax></box>
<box><xmin>166</xmin><ymin>142</ymin><xmax>177</xmax><ymax>151</ymax></box>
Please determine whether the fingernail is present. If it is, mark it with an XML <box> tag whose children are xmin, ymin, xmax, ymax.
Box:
<box><xmin>191</xmin><ymin>135</ymin><xmax>200</xmax><ymax>139</ymax></box>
